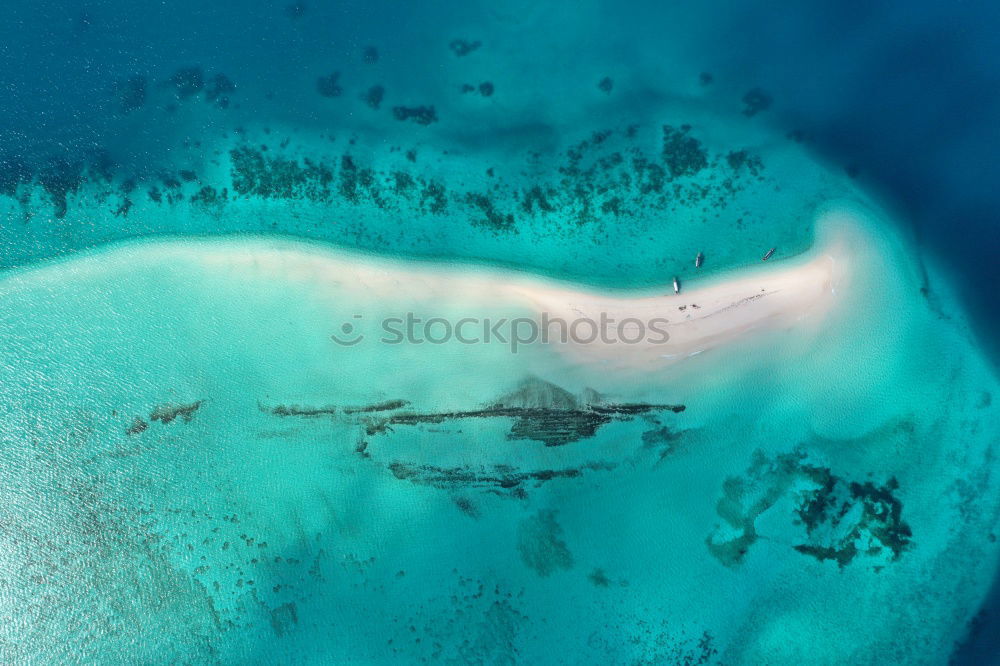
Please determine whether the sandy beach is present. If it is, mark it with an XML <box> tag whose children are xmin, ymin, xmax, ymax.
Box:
<box><xmin>510</xmin><ymin>213</ymin><xmax>857</xmax><ymax>369</ymax></box>
<box><xmin>175</xmin><ymin>209</ymin><xmax>859</xmax><ymax>371</ymax></box>
<box><xmin>10</xmin><ymin>209</ymin><xmax>860</xmax><ymax>376</ymax></box>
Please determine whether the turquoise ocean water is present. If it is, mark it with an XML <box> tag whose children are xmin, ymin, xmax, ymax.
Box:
<box><xmin>1</xmin><ymin>2</ymin><xmax>999</xmax><ymax>664</ymax></box>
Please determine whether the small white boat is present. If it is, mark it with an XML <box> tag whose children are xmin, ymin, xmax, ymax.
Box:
<box><xmin>673</xmin><ymin>276</ymin><xmax>681</xmax><ymax>294</ymax></box>
<box><xmin>695</xmin><ymin>252</ymin><xmax>704</xmax><ymax>268</ymax></box>
<box><xmin>762</xmin><ymin>247</ymin><xmax>776</xmax><ymax>261</ymax></box>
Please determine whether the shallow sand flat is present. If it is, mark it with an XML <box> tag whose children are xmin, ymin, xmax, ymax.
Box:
<box><xmin>1</xmin><ymin>201</ymin><xmax>998</xmax><ymax>665</ymax></box>
<box><xmin>203</xmin><ymin>212</ymin><xmax>854</xmax><ymax>375</ymax></box>
<box><xmin>510</xmin><ymin>210</ymin><xmax>861</xmax><ymax>371</ymax></box>
<box><xmin>10</xmin><ymin>203</ymin><xmax>859</xmax><ymax>383</ymax></box>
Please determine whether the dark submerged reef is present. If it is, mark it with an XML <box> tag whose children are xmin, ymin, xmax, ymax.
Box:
<box><xmin>316</xmin><ymin>72</ymin><xmax>343</xmax><ymax>98</ymax></box>
<box><xmin>0</xmin><ymin>81</ymin><xmax>772</xmax><ymax>271</ymax></box>
<box><xmin>449</xmin><ymin>38</ymin><xmax>481</xmax><ymax>57</ymax></box>
<box><xmin>229</xmin><ymin>146</ymin><xmax>334</xmax><ymax>200</ymax></box>
<box><xmin>36</xmin><ymin>158</ymin><xmax>85</xmax><ymax>218</ymax></box>
<box><xmin>204</xmin><ymin>74</ymin><xmax>236</xmax><ymax>109</ymax></box>
<box><xmin>261</xmin><ymin>403</ymin><xmax>338</xmax><ymax>418</ymax></box>
<box><xmin>661</xmin><ymin>125</ymin><xmax>708</xmax><ymax>178</ymax></box>
<box><xmin>392</xmin><ymin>105</ymin><xmax>438</xmax><ymax>125</ymax></box>
<box><xmin>360</xmin><ymin>378</ymin><xmax>684</xmax><ymax>447</ymax></box>
<box><xmin>259</xmin><ymin>377</ymin><xmax>687</xmax><ymax>502</ymax></box>
<box><xmin>342</xmin><ymin>399</ymin><xmax>410</xmax><ymax>414</ymax></box>
<box><xmin>193</xmin><ymin>118</ymin><xmax>760</xmax><ymax>238</ymax></box>
<box><xmin>166</xmin><ymin>66</ymin><xmax>205</xmax><ymax>100</ymax></box>
<box><xmin>148</xmin><ymin>400</ymin><xmax>204</xmax><ymax>425</ymax></box>
<box><xmin>362</xmin><ymin>85</ymin><xmax>385</xmax><ymax>109</ymax></box>
<box><xmin>741</xmin><ymin>88</ymin><xmax>773</xmax><ymax>117</ymax></box>
<box><xmin>708</xmin><ymin>448</ymin><xmax>913</xmax><ymax>568</ymax></box>
<box><xmin>261</xmin><ymin>377</ymin><xmax>684</xmax><ymax>447</ymax></box>
<box><xmin>116</xmin><ymin>75</ymin><xmax>147</xmax><ymax>113</ymax></box>
<box><xmin>259</xmin><ymin>399</ymin><xmax>409</xmax><ymax>417</ymax></box>
<box><xmin>126</xmin><ymin>417</ymin><xmax>149</xmax><ymax>436</ymax></box>
<box><xmin>387</xmin><ymin>462</ymin><xmax>605</xmax><ymax>493</ymax></box>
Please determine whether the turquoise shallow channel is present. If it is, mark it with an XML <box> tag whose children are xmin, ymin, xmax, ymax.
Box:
<box><xmin>1</xmin><ymin>6</ymin><xmax>999</xmax><ymax>661</ymax></box>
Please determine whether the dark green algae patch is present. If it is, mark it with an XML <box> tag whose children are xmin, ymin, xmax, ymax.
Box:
<box><xmin>260</xmin><ymin>377</ymin><xmax>688</xmax><ymax>498</ymax></box>
<box><xmin>126</xmin><ymin>400</ymin><xmax>205</xmax><ymax>435</ymax></box>
<box><xmin>386</xmin><ymin>461</ymin><xmax>614</xmax><ymax>496</ymax></box>
<box><xmin>261</xmin><ymin>377</ymin><xmax>685</xmax><ymax>448</ymax></box>
<box><xmin>708</xmin><ymin>449</ymin><xmax>913</xmax><ymax>569</ymax></box>
<box><xmin>220</xmin><ymin>121</ymin><xmax>748</xmax><ymax>231</ymax></box>
<box><xmin>366</xmin><ymin>400</ymin><xmax>683</xmax><ymax>448</ymax></box>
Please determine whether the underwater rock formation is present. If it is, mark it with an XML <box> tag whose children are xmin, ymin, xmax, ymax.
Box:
<box><xmin>342</xmin><ymin>399</ymin><xmax>410</xmax><ymax>414</ymax></box>
<box><xmin>386</xmin><ymin>461</ymin><xmax>614</xmax><ymax>493</ymax></box>
<box><xmin>661</xmin><ymin>124</ymin><xmax>708</xmax><ymax>178</ymax></box>
<box><xmin>116</xmin><ymin>75</ymin><xmax>147</xmax><ymax>114</ymax></box>
<box><xmin>36</xmin><ymin>158</ymin><xmax>84</xmax><ymax>218</ymax></box>
<box><xmin>741</xmin><ymin>88</ymin><xmax>773</xmax><ymax>117</ymax></box>
<box><xmin>261</xmin><ymin>403</ymin><xmax>338</xmax><ymax>418</ymax></box>
<box><xmin>362</xmin><ymin>85</ymin><xmax>384</xmax><ymax>109</ymax></box>
<box><xmin>126</xmin><ymin>417</ymin><xmax>148</xmax><ymax>435</ymax></box>
<box><xmin>707</xmin><ymin>449</ymin><xmax>912</xmax><ymax>568</ymax></box>
<box><xmin>260</xmin><ymin>378</ymin><xmax>685</xmax><ymax>449</ymax></box>
<box><xmin>449</xmin><ymin>39</ymin><xmax>481</xmax><ymax>57</ymax></box>
<box><xmin>204</xmin><ymin>74</ymin><xmax>236</xmax><ymax>108</ymax></box>
<box><xmin>8</xmin><ymin>117</ymin><xmax>775</xmax><ymax>250</ymax></box>
<box><xmin>641</xmin><ymin>424</ymin><xmax>688</xmax><ymax>462</ymax></box>
<box><xmin>259</xmin><ymin>399</ymin><xmax>408</xmax><ymax>418</ymax></box>
<box><xmin>316</xmin><ymin>72</ymin><xmax>343</xmax><ymax>98</ymax></box>
<box><xmin>149</xmin><ymin>400</ymin><xmax>204</xmax><ymax>425</ymax></box>
<box><xmin>229</xmin><ymin>146</ymin><xmax>334</xmax><ymax>199</ymax></box>
<box><xmin>359</xmin><ymin>378</ymin><xmax>685</xmax><ymax>447</ymax></box>
<box><xmin>392</xmin><ymin>105</ymin><xmax>438</xmax><ymax>125</ymax></box>
<box><xmin>165</xmin><ymin>67</ymin><xmax>205</xmax><ymax>99</ymax></box>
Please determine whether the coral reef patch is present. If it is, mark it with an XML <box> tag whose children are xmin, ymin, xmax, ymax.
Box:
<box><xmin>707</xmin><ymin>449</ymin><xmax>913</xmax><ymax>568</ymax></box>
<box><xmin>148</xmin><ymin>400</ymin><xmax>204</xmax><ymax>425</ymax></box>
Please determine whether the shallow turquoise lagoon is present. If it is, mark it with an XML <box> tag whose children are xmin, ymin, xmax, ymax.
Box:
<box><xmin>0</xmin><ymin>183</ymin><xmax>997</xmax><ymax>663</ymax></box>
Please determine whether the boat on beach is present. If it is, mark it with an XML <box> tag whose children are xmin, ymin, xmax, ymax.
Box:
<box><xmin>673</xmin><ymin>276</ymin><xmax>681</xmax><ymax>294</ymax></box>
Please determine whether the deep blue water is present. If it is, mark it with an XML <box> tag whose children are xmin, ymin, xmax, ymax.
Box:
<box><xmin>1</xmin><ymin>1</ymin><xmax>998</xmax><ymax>661</ymax></box>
